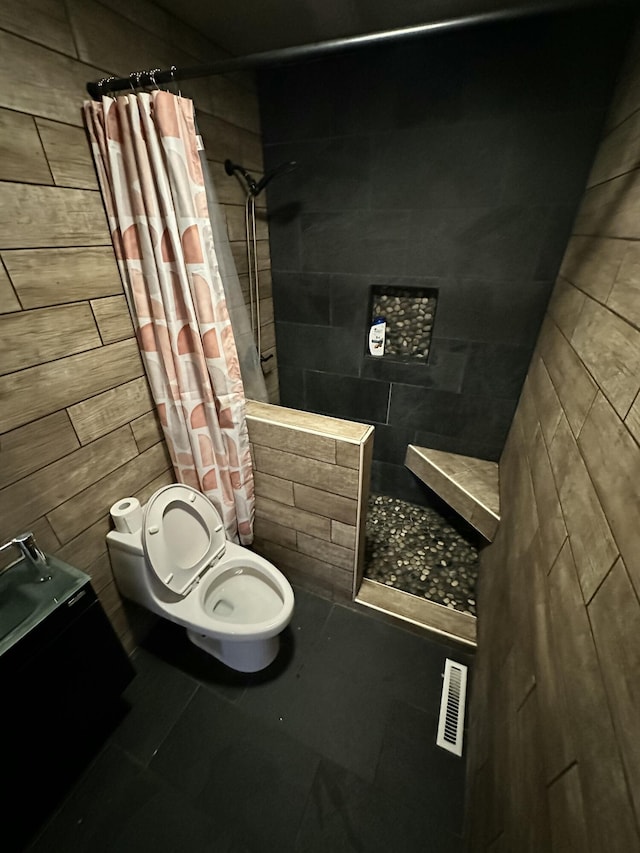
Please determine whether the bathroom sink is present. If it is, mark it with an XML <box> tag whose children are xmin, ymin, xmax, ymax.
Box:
<box><xmin>0</xmin><ymin>555</ymin><xmax>88</xmax><ymax>658</ymax></box>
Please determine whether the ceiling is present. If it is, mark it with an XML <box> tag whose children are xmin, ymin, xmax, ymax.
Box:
<box><xmin>155</xmin><ymin>0</ymin><xmax>600</xmax><ymax>56</ymax></box>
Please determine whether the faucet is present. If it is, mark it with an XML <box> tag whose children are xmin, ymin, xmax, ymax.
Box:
<box><xmin>0</xmin><ymin>532</ymin><xmax>51</xmax><ymax>581</ymax></box>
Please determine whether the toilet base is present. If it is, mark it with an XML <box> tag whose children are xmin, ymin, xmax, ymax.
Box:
<box><xmin>186</xmin><ymin>628</ymin><xmax>280</xmax><ymax>673</ymax></box>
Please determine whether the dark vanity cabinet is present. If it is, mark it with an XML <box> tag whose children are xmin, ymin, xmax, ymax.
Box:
<box><xmin>2</xmin><ymin>572</ymin><xmax>135</xmax><ymax>851</ymax></box>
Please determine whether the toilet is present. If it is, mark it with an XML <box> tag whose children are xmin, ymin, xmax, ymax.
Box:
<box><xmin>106</xmin><ymin>483</ymin><xmax>294</xmax><ymax>672</ymax></box>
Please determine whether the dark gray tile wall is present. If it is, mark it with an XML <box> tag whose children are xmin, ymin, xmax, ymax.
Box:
<box><xmin>258</xmin><ymin>10</ymin><xmax>627</xmax><ymax>500</ymax></box>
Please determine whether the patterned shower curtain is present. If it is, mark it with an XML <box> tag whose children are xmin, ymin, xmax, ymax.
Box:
<box><xmin>84</xmin><ymin>91</ymin><xmax>254</xmax><ymax>545</ymax></box>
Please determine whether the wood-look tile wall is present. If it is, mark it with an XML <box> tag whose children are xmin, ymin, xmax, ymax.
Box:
<box><xmin>467</xmin><ymin>23</ymin><xmax>640</xmax><ymax>852</ymax></box>
<box><xmin>246</xmin><ymin>401</ymin><xmax>374</xmax><ymax>601</ymax></box>
<box><xmin>0</xmin><ymin>0</ymin><xmax>276</xmax><ymax>651</ymax></box>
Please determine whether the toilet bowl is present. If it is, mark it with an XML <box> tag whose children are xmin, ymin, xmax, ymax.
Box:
<box><xmin>106</xmin><ymin>484</ymin><xmax>294</xmax><ymax>672</ymax></box>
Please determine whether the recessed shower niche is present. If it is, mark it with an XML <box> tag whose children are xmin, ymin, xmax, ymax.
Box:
<box><xmin>367</xmin><ymin>286</ymin><xmax>438</xmax><ymax>362</ymax></box>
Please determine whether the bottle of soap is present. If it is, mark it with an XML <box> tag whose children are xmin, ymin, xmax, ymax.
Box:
<box><xmin>368</xmin><ymin>317</ymin><xmax>386</xmax><ymax>357</ymax></box>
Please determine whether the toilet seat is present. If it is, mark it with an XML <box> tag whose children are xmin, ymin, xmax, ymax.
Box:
<box><xmin>142</xmin><ymin>484</ymin><xmax>226</xmax><ymax>596</ymax></box>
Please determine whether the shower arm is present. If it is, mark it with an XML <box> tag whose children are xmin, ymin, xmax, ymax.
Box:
<box><xmin>226</xmin><ymin>160</ymin><xmax>259</xmax><ymax>195</ymax></box>
<box><xmin>225</xmin><ymin>159</ymin><xmax>296</xmax><ymax>198</ymax></box>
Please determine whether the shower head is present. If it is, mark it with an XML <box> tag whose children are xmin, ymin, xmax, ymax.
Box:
<box><xmin>254</xmin><ymin>160</ymin><xmax>297</xmax><ymax>195</ymax></box>
<box><xmin>224</xmin><ymin>158</ymin><xmax>297</xmax><ymax>197</ymax></box>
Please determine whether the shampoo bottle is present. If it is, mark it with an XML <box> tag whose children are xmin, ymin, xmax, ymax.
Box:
<box><xmin>368</xmin><ymin>317</ymin><xmax>386</xmax><ymax>357</ymax></box>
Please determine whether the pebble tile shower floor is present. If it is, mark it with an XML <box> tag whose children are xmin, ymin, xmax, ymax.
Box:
<box><xmin>365</xmin><ymin>493</ymin><xmax>479</xmax><ymax>616</ymax></box>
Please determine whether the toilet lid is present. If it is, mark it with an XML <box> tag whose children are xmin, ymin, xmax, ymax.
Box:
<box><xmin>142</xmin><ymin>484</ymin><xmax>226</xmax><ymax>596</ymax></box>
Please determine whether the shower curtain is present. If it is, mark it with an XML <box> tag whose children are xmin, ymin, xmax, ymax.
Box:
<box><xmin>84</xmin><ymin>91</ymin><xmax>254</xmax><ymax>545</ymax></box>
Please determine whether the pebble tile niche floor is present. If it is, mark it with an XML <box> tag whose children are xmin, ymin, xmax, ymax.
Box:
<box><xmin>365</xmin><ymin>494</ymin><xmax>479</xmax><ymax>616</ymax></box>
<box><xmin>371</xmin><ymin>289</ymin><xmax>437</xmax><ymax>360</ymax></box>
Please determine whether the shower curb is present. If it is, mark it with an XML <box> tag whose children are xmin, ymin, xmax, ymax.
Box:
<box><xmin>355</xmin><ymin>578</ymin><xmax>476</xmax><ymax>647</ymax></box>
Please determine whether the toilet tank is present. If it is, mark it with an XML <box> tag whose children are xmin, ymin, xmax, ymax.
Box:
<box><xmin>106</xmin><ymin>528</ymin><xmax>152</xmax><ymax>604</ymax></box>
<box><xmin>106</xmin><ymin>528</ymin><xmax>182</xmax><ymax>608</ymax></box>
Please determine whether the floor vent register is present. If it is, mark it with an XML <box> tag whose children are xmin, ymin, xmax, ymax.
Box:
<box><xmin>436</xmin><ymin>658</ymin><xmax>468</xmax><ymax>757</ymax></box>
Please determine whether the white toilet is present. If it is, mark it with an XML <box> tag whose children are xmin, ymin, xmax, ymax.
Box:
<box><xmin>106</xmin><ymin>483</ymin><xmax>294</xmax><ymax>672</ymax></box>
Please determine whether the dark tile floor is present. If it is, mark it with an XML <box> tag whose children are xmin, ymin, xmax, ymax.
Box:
<box><xmin>365</xmin><ymin>494</ymin><xmax>480</xmax><ymax>616</ymax></box>
<box><xmin>27</xmin><ymin>588</ymin><xmax>473</xmax><ymax>853</ymax></box>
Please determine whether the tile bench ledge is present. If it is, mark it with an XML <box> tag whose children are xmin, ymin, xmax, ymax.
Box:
<box><xmin>404</xmin><ymin>445</ymin><xmax>500</xmax><ymax>542</ymax></box>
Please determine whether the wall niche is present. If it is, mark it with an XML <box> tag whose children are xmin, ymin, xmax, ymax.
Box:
<box><xmin>368</xmin><ymin>285</ymin><xmax>438</xmax><ymax>363</ymax></box>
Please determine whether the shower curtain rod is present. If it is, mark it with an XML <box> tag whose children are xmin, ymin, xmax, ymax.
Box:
<box><xmin>86</xmin><ymin>3</ymin><xmax>564</xmax><ymax>99</ymax></box>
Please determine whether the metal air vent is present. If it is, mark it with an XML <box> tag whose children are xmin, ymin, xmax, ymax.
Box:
<box><xmin>436</xmin><ymin>658</ymin><xmax>468</xmax><ymax>757</ymax></box>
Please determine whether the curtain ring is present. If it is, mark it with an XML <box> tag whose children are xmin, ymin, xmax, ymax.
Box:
<box><xmin>97</xmin><ymin>77</ymin><xmax>114</xmax><ymax>97</ymax></box>
<box><xmin>128</xmin><ymin>72</ymin><xmax>138</xmax><ymax>93</ymax></box>
<box><xmin>102</xmin><ymin>76</ymin><xmax>117</xmax><ymax>99</ymax></box>
<box><xmin>149</xmin><ymin>69</ymin><xmax>161</xmax><ymax>91</ymax></box>
<box><xmin>170</xmin><ymin>65</ymin><xmax>182</xmax><ymax>98</ymax></box>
